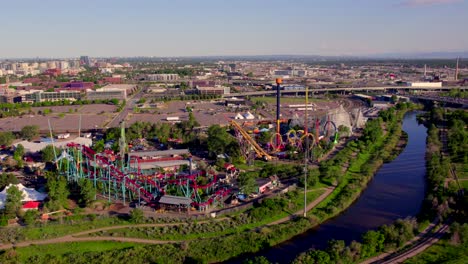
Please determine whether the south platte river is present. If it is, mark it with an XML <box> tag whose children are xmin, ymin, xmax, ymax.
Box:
<box><xmin>234</xmin><ymin>111</ymin><xmax>428</xmax><ymax>263</ymax></box>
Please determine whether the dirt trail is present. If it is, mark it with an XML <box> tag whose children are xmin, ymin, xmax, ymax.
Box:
<box><xmin>268</xmin><ymin>187</ymin><xmax>335</xmax><ymax>226</ymax></box>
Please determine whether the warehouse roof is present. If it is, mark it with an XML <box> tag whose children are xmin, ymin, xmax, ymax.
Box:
<box><xmin>158</xmin><ymin>195</ymin><xmax>192</xmax><ymax>206</ymax></box>
<box><xmin>129</xmin><ymin>149</ymin><xmax>189</xmax><ymax>158</ymax></box>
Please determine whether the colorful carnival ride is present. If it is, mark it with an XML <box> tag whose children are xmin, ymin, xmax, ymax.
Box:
<box><xmin>55</xmin><ymin>126</ymin><xmax>231</xmax><ymax>210</ymax></box>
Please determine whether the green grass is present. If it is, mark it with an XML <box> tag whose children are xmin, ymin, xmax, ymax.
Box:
<box><xmin>454</xmin><ymin>163</ymin><xmax>468</xmax><ymax>179</ymax></box>
<box><xmin>83</xmin><ymin>189</ymin><xmax>325</xmax><ymax>241</ymax></box>
<box><xmin>234</xmin><ymin>160</ymin><xmax>268</xmax><ymax>171</ymax></box>
<box><xmin>459</xmin><ymin>180</ymin><xmax>468</xmax><ymax>190</ymax></box>
<box><xmin>404</xmin><ymin>240</ymin><xmax>468</xmax><ymax>264</ymax></box>
<box><xmin>16</xmin><ymin>217</ymin><xmax>130</xmax><ymax>242</ymax></box>
<box><xmin>15</xmin><ymin>241</ymin><xmax>139</xmax><ymax>262</ymax></box>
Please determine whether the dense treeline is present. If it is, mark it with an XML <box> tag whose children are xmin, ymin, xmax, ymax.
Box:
<box><xmin>293</xmin><ymin>218</ymin><xmax>419</xmax><ymax>264</ymax></box>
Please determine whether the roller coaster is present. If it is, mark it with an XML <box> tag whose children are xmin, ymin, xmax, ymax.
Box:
<box><xmin>231</xmin><ymin>117</ymin><xmax>338</xmax><ymax>161</ymax></box>
<box><xmin>55</xmin><ymin>143</ymin><xmax>231</xmax><ymax>210</ymax></box>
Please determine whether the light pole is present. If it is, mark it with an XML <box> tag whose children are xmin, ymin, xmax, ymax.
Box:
<box><xmin>304</xmin><ymin>86</ymin><xmax>309</xmax><ymax>217</ymax></box>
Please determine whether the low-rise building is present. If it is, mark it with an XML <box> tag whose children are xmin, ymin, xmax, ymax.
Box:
<box><xmin>21</xmin><ymin>90</ymin><xmax>82</xmax><ymax>103</ymax></box>
<box><xmin>86</xmin><ymin>88</ymin><xmax>127</xmax><ymax>100</ymax></box>
<box><xmin>196</xmin><ymin>86</ymin><xmax>230</xmax><ymax>95</ymax></box>
<box><xmin>145</xmin><ymin>74</ymin><xmax>179</xmax><ymax>81</ymax></box>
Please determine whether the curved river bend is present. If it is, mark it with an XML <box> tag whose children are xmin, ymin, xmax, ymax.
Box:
<box><xmin>236</xmin><ymin>111</ymin><xmax>428</xmax><ymax>263</ymax></box>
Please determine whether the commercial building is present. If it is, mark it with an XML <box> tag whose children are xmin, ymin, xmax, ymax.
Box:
<box><xmin>101</xmin><ymin>84</ymin><xmax>137</xmax><ymax>95</ymax></box>
<box><xmin>22</xmin><ymin>90</ymin><xmax>82</xmax><ymax>103</ymax></box>
<box><xmin>145</xmin><ymin>74</ymin><xmax>179</xmax><ymax>81</ymax></box>
<box><xmin>86</xmin><ymin>88</ymin><xmax>127</xmax><ymax>100</ymax></box>
<box><xmin>189</xmin><ymin>80</ymin><xmax>216</xmax><ymax>88</ymax></box>
<box><xmin>80</xmin><ymin>56</ymin><xmax>91</xmax><ymax>66</ymax></box>
<box><xmin>196</xmin><ymin>86</ymin><xmax>230</xmax><ymax>95</ymax></box>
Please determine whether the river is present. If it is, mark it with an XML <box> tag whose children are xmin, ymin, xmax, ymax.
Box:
<box><xmin>241</xmin><ymin>111</ymin><xmax>428</xmax><ymax>263</ymax></box>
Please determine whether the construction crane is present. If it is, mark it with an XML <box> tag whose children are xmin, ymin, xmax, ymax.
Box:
<box><xmin>230</xmin><ymin>120</ymin><xmax>274</xmax><ymax>161</ymax></box>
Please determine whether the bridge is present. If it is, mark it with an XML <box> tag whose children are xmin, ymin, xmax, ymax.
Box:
<box><xmin>223</xmin><ymin>86</ymin><xmax>463</xmax><ymax>98</ymax></box>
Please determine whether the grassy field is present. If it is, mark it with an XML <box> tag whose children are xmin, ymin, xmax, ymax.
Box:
<box><xmin>251</xmin><ymin>96</ymin><xmax>326</xmax><ymax>104</ymax></box>
<box><xmin>3</xmin><ymin>216</ymin><xmax>130</xmax><ymax>243</ymax></box>
<box><xmin>459</xmin><ymin>180</ymin><xmax>468</xmax><ymax>190</ymax></box>
<box><xmin>454</xmin><ymin>163</ymin><xmax>468</xmax><ymax>179</ymax></box>
<box><xmin>15</xmin><ymin>241</ymin><xmax>139</xmax><ymax>262</ymax></box>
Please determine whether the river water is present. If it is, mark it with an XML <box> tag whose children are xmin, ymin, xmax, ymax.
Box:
<box><xmin>240</xmin><ymin>111</ymin><xmax>428</xmax><ymax>263</ymax></box>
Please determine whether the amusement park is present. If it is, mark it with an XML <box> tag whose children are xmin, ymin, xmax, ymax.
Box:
<box><xmin>43</xmin><ymin>78</ymin><xmax>359</xmax><ymax>214</ymax></box>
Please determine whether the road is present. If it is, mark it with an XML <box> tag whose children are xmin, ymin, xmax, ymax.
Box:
<box><xmin>107</xmin><ymin>87</ymin><xmax>145</xmax><ymax>128</ymax></box>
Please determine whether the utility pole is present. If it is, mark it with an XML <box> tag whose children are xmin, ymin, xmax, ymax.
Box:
<box><xmin>304</xmin><ymin>86</ymin><xmax>309</xmax><ymax>217</ymax></box>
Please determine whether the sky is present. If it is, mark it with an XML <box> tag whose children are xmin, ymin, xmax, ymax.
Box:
<box><xmin>0</xmin><ymin>0</ymin><xmax>467</xmax><ymax>58</ymax></box>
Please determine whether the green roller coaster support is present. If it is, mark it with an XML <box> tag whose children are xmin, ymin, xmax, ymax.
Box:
<box><xmin>122</xmin><ymin>177</ymin><xmax>126</xmax><ymax>205</ymax></box>
<box><xmin>334</xmin><ymin>133</ymin><xmax>339</xmax><ymax>144</ymax></box>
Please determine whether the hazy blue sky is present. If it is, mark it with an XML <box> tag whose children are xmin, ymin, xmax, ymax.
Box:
<box><xmin>1</xmin><ymin>0</ymin><xmax>467</xmax><ymax>57</ymax></box>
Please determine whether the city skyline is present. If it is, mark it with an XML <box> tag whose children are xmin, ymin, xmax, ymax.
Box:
<box><xmin>1</xmin><ymin>0</ymin><xmax>467</xmax><ymax>58</ymax></box>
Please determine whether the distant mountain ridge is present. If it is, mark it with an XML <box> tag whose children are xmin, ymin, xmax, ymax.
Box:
<box><xmin>367</xmin><ymin>51</ymin><xmax>468</xmax><ymax>59</ymax></box>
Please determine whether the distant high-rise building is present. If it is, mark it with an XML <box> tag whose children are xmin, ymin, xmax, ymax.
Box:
<box><xmin>80</xmin><ymin>56</ymin><xmax>91</xmax><ymax>66</ymax></box>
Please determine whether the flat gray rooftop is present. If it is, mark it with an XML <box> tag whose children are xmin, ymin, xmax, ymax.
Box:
<box><xmin>158</xmin><ymin>195</ymin><xmax>192</xmax><ymax>206</ymax></box>
<box><xmin>129</xmin><ymin>149</ymin><xmax>189</xmax><ymax>158</ymax></box>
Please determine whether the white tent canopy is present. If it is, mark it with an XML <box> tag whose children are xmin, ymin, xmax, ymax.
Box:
<box><xmin>234</xmin><ymin>113</ymin><xmax>244</xmax><ymax>120</ymax></box>
<box><xmin>0</xmin><ymin>183</ymin><xmax>48</xmax><ymax>209</ymax></box>
<box><xmin>243</xmin><ymin>112</ymin><xmax>255</xmax><ymax>120</ymax></box>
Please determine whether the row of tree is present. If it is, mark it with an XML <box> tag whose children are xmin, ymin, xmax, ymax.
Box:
<box><xmin>294</xmin><ymin>218</ymin><xmax>419</xmax><ymax>263</ymax></box>
<box><xmin>0</xmin><ymin>125</ymin><xmax>40</xmax><ymax>146</ymax></box>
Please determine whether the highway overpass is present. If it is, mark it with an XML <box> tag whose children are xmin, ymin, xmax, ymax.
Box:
<box><xmin>223</xmin><ymin>86</ymin><xmax>463</xmax><ymax>97</ymax></box>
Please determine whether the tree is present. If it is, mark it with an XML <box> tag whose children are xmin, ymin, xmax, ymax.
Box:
<box><xmin>20</xmin><ymin>125</ymin><xmax>39</xmax><ymax>141</ymax></box>
<box><xmin>0</xmin><ymin>131</ymin><xmax>15</xmax><ymax>146</ymax></box>
<box><xmin>110</xmin><ymin>98</ymin><xmax>119</xmax><ymax>105</ymax></box>
<box><xmin>22</xmin><ymin>210</ymin><xmax>38</xmax><ymax>226</ymax></box>
<box><xmin>207</xmin><ymin>125</ymin><xmax>232</xmax><ymax>157</ymax></box>
<box><xmin>93</xmin><ymin>139</ymin><xmax>105</xmax><ymax>153</ymax></box>
<box><xmin>361</xmin><ymin>230</ymin><xmax>385</xmax><ymax>258</ymax></box>
<box><xmin>257</xmin><ymin>131</ymin><xmax>273</xmax><ymax>145</ymax></box>
<box><xmin>13</xmin><ymin>144</ymin><xmax>25</xmax><ymax>163</ymax></box>
<box><xmin>130</xmin><ymin>208</ymin><xmax>144</xmax><ymax>223</ymax></box>
<box><xmin>0</xmin><ymin>173</ymin><xmax>19</xmax><ymax>190</ymax></box>
<box><xmin>41</xmin><ymin>145</ymin><xmax>59</xmax><ymax>163</ymax></box>
<box><xmin>5</xmin><ymin>185</ymin><xmax>24</xmax><ymax>217</ymax></box>
<box><xmin>238</xmin><ymin>172</ymin><xmax>257</xmax><ymax>194</ymax></box>
<box><xmin>338</xmin><ymin>125</ymin><xmax>351</xmax><ymax>138</ymax></box>
<box><xmin>78</xmin><ymin>178</ymin><xmax>96</xmax><ymax>207</ymax></box>
<box><xmin>45</xmin><ymin>172</ymin><xmax>70</xmax><ymax>210</ymax></box>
